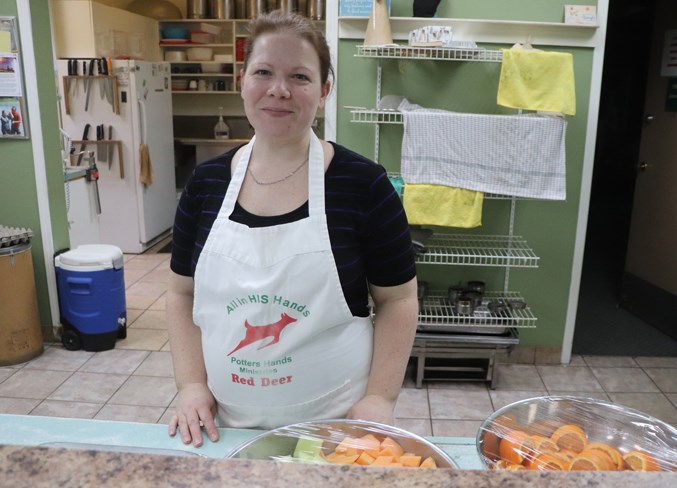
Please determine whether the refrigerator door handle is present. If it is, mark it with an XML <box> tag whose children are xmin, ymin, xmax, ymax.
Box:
<box><xmin>137</xmin><ymin>98</ymin><xmax>147</xmax><ymax>145</ymax></box>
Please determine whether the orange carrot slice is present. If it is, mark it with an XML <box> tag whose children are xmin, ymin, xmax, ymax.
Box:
<box><xmin>379</xmin><ymin>437</ymin><xmax>405</xmax><ymax>458</ymax></box>
<box><xmin>399</xmin><ymin>454</ymin><xmax>422</xmax><ymax>467</ymax></box>
<box><xmin>355</xmin><ymin>451</ymin><xmax>376</xmax><ymax>466</ymax></box>
<box><xmin>370</xmin><ymin>455</ymin><xmax>395</xmax><ymax>466</ymax></box>
<box><xmin>420</xmin><ymin>457</ymin><xmax>438</xmax><ymax>468</ymax></box>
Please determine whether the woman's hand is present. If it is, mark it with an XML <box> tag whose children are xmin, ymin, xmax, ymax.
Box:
<box><xmin>168</xmin><ymin>382</ymin><xmax>219</xmax><ymax>447</ymax></box>
<box><xmin>347</xmin><ymin>394</ymin><xmax>395</xmax><ymax>425</ymax></box>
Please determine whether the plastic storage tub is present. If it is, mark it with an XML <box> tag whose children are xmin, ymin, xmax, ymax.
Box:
<box><xmin>55</xmin><ymin>245</ymin><xmax>126</xmax><ymax>351</ymax></box>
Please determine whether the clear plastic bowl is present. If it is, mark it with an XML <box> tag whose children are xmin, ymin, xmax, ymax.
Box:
<box><xmin>476</xmin><ymin>395</ymin><xmax>677</xmax><ymax>471</ymax></box>
<box><xmin>227</xmin><ymin>418</ymin><xmax>458</xmax><ymax>468</ymax></box>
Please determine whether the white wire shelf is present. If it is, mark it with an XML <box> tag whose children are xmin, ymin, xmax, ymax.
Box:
<box><xmin>418</xmin><ymin>291</ymin><xmax>537</xmax><ymax>331</ymax></box>
<box><xmin>416</xmin><ymin>234</ymin><xmax>539</xmax><ymax>267</ymax></box>
<box><xmin>356</xmin><ymin>45</ymin><xmax>503</xmax><ymax>62</ymax></box>
<box><xmin>349</xmin><ymin>108</ymin><xmax>402</xmax><ymax>124</ymax></box>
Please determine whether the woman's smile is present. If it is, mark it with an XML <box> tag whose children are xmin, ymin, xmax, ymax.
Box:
<box><xmin>262</xmin><ymin>106</ymin><xmax>294</xmax><ymax>117</ymax></box>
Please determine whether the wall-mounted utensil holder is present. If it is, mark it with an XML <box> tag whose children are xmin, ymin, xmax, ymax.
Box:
<box><xmin>69</xmin><ymin>140</ymin><xmax>124</xmax><ymax>179</ymax></box>
<box><xmin>62</xmin><ymin>75</ymin><xmax>120</xmax><ymax>115</ymax></box>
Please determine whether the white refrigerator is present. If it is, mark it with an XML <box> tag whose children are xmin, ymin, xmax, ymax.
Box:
<box><xmin>57</xmin><ymin>60</ymin><xmax>176</xmax><ymax>253</ymax></box>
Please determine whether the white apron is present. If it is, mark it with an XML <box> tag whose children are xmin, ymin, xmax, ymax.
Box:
<box><xmin>193</xmin><ymin>131</ymin><xmax>373</xmax><ymax>429</ymax></box>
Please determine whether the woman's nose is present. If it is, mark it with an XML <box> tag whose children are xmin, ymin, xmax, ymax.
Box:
<box><xmin>267</xmin><ymin>78</ymin><xmax>291</xmax><ymax>98</ymax></box>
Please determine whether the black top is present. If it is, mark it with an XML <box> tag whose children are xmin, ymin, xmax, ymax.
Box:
<box><xmin>170</xmin><ymin>142</ymin><xmax>416</xmax><ymax>317</ymax></box>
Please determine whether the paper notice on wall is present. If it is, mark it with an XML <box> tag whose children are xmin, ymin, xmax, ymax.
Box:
<box><xmin>0</xmin><ymin>32</ymin><xmax>10</xmax><ymax>51</ymax></box>
<box><xmin>661</xmin><ymin>29</ymin><xmax>677</xmax><ymax>77</ymax></box>
<box><xmin>0</xmin><ymin>53</ymin><xmax>22</xmax><ymax>97</ymax></box>
<box><xmin>340</xmin><ymin>0</ymin><xmax>391</xmax><ymax>17</ymax></box>
<box><xmin>564</xmin><ymin>5</ymin><xmax>597</xmax><ymax>26</ymax></box>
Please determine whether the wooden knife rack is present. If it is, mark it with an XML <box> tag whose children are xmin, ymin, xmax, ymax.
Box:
<box><xmin>62</xmin><ymin>75</ymin><xmax>120</xmax><ymax>115</ymax></box>
<box><xmin>69</xmin><ymin>140</ymin><xmax>125</xmax><ymax>179</ymax></box>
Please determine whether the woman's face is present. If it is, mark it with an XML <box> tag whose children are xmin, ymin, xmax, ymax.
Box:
<box><xmin>241</xmin><ymin>32</ymin><xmax>329</xmax><ymax>141</ymax></box>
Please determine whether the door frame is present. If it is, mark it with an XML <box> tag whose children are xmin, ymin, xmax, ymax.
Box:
<box><xmin>560</xmin><ymin>0</ymin><xmax>611</xmax><ymax>363</ymax></box>
<box><xmin>19</xmin><ymin>1</ymin><xmax>62</xmax><ymax>328</ymax></box>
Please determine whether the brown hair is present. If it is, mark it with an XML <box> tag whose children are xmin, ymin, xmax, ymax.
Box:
<box><xmin>244</xmin><ymin>10</ymin><xmax>334</xmax><ymax>85</ymax></box>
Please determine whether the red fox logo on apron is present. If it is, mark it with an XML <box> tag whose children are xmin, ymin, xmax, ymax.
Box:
<box><xmin>227</xmin><ymin>313</ymin><xmax>298</xmax><ymax>356</ymax></box>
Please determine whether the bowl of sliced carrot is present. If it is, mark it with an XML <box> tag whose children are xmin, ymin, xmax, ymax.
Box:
<box><xmin>477</xmin><ymin>395</ymin><xmax>677</xmax><ymax>472</ymax></box>
<box><xmin>226</xmin><ymin>419</ymin><xmax>458</xmax><ymax>468</ymax></box>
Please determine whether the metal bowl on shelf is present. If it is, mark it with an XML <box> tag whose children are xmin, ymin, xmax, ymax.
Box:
<box><xmin>476</xmin><ymin>395</ymin><xmax>677</xmax><ymax>471</ymax></box>
<box><xmin>226</xmin><ymin>419</ymin><xmax>458</xmax><ymax>468</ymax></box>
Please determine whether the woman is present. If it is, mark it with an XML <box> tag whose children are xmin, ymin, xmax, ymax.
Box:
<box><xmin>167</xmin><ymin>11</ymin><xmax>418</xmax><ymax>448</ymax></box>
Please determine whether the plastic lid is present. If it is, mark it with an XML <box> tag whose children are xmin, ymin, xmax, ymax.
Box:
<box><xmin>57</xmin><ymin>244</ymin><xmax>124</xmax><ymax>270</ymax></box>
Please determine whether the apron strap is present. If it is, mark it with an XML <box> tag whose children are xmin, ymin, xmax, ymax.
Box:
<box><xmin>221</xmin><ymin>135</ymin><xmax>254</xmax><ymax>216</ymax></box>
<box><xmin>307</xmin><ymin>131</ymin><xmax>325</xmax><ymax>217</ymax></box>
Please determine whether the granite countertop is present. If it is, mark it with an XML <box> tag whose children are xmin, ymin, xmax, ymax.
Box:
<box><xmin>1</xmin><ymin>445</ymin><xmax>675</xmax><ymax>487</ymax></box>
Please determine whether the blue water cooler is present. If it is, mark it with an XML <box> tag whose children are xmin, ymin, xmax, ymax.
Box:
<box><xmin>55</xmin><ymin>245</ymin><xmax>127</xmax><ymax>351</ymax></box>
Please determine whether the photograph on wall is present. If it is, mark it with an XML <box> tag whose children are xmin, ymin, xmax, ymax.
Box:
<box><xmin>0</xmin><ymin>97</ymin><xmax>24</xmax><ymax>136</ymax></box>
<box><xmin>0</xmin><ymin>16</ymin><xmax>29</xmax><ymax>140</ymax></box>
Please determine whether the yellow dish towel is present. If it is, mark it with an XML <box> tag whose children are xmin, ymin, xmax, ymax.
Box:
<box><xmin>403</xmin><ymin>184</ymin><xmax>483</xmax><ymax>228</ymax></box>
<box><xmin>497</xmin><ymin>49</ymin><xmax>576</xmax><ymax>115</ymax></box>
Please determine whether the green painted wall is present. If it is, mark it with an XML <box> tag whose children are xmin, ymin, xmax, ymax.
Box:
<box><xmin>336</xmin><ymin>0</ymin><xmax>598</xmax><ymax>347</ymax></box>
<box><xmin>390</xmin><ymin>0</ymin><xmax>596</xmax><ymax>21</ymax></box>
<box><xmin>0</xmin><ymin>0</ymin><xmax>69</xmax><ymax>335</ymax></box>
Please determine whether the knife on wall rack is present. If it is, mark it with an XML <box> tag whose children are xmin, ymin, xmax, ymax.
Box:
<box><xmin>107</xmin><ymin>125</ymin><xmax>114</xmax><ymax>170</ymax></box>
<box><xmin>96</xmin><ymin>124</ymin><xmax>104</xmax><ymax>163</ymax></box>
<box><xmin>84</xmin><ymin>59</ymin><xmax>95</xmax><ymax>112</ymax></box>
<box><xmin>75</xmin><ymin>124</ymin><xmax>91</xmax><ymax>166</ymax></box>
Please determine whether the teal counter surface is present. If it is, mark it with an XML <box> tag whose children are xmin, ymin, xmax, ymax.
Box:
<box><xmin>0</xmin><ymin>414</ymin><xmax>484</xmax><ymax>469</ymax></box>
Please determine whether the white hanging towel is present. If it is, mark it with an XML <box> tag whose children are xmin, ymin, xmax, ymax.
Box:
<box><xmin>399</xmin><ymin>100</ymin><xmax>567</xmax><ymax>200</ymax></box>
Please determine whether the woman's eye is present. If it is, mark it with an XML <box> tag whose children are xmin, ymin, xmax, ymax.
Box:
<box><xmin>292</xmin><ymin>74</ymin><xmax>310</xmax><ymax>81</ymax></box>
<box><xmin>254</xmin><ymin>69</ymin><xmax>271</xmax><ymax>76</ymax></box>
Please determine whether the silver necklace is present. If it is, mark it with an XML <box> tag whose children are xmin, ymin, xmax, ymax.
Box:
<box><xmin>247</xmin><ymin>158</ymin><xmax>309</xmax><ymax>186</ymax></box>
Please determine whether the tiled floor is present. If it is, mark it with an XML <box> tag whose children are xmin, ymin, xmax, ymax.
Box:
<box><xmin>1</xmin><ymin>253</ymin><xmax>676</xmax><ymax>438</ymax></box>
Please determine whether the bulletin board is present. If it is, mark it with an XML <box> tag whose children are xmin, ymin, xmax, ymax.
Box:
<box><xmin>0</xmin><ymin>16</ymin><xmax>29</xmax><ymax>140</ymax></box>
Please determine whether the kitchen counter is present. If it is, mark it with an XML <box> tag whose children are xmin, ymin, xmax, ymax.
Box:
<box><xmin>176</xmin><ymin>138</ymin><xmax>250</xmax><ymax>146</ymax></box>
<box><xmin>176</xmin><ymin>137</ymin><xmax>249</xmax><ymax>164</ymax></box>
<box><xmin>0</xmin><ymin>415</ymin><xmax>674</xmax><ymax>487</ymax></box>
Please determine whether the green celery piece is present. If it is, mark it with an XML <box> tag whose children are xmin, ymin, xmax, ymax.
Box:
<box><xmin>293</xmin><ymin>435</ymin><xmax>325</xmax><ymax>461</ymax></box>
